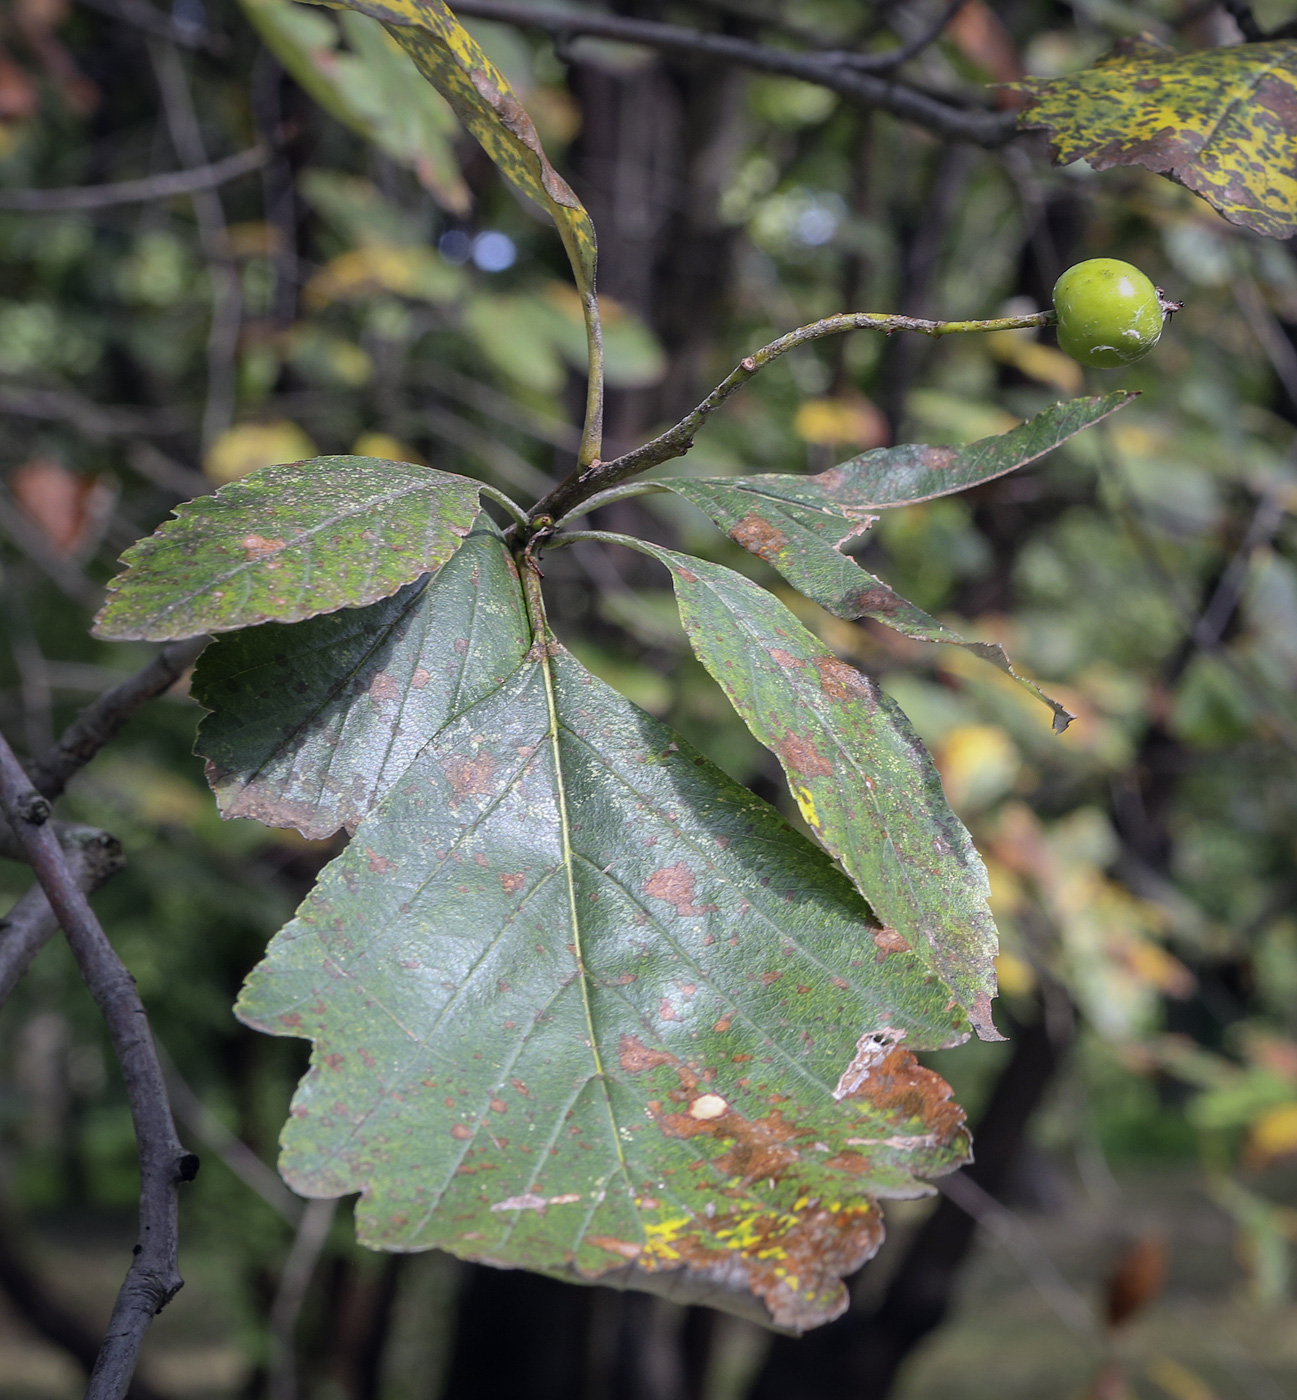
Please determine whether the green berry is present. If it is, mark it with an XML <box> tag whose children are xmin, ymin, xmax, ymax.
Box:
<box><xmin>1052</xmin><ymin>258</ymin><xmax>1166</xmax><ymax>369</ymax></box>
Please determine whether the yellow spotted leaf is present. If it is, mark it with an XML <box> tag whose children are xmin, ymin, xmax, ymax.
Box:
<box><xmin>302</xmin><ymin>0</ymin><xmax>604</xmax><ymax>461</ymax></box>
<box><xmin>1014</xmin><ymin>38</ymin><xmax>1297</xmax><ymax>239</ymax></box>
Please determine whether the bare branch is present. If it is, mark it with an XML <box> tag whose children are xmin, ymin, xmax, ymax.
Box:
<box><xmin>0</xmin><ymin>492</ymin><xmax>103</xmax><ymax>609</ymax></box>
<box><xmin>0</xmin><ymin>729</ymin><xmax>197</xmax><ymax>1400</ymax></box>
<box><xmin>149</xmin><ymin>42</ymin><xmax>243</xmax><ymax>450</ymax></box>
<box><xmin>529</xmin><ymin>308</ymin><xmax>1054</xmax><ymax>525</ymax></box>
<box><xmin>74</xmin><ymin>0</ymin><xmax>228</xmax><ymax>53</ymax></box>
<box><xmin>29</xmin><ymin>637</ymin><xmax>208</xmax><ymax>801</ymax></box>
<box><xmin>0</xmin><ymin>145</ymin><xmax>268</xmax><ymax>212</ymax></box>
<box><xmin>0</xmin><ymin>385</ymin><xmax>192</xmax><ymax>439</ymax></box>
<box><xmin>156</xmin><ymin>1045</ymin><xmax>305</xmax><ymax>1226</ymax></box>
<box><xmin>448</xmin><ymin>0</ymin><xmax>1016</xmax><ymax>146</ymax></box>
<box><xmin>0</xmin><ymin>1197</ymin><xmax>175</xmax><ymax>1400</ymax></box>
<box><xmin>268</xmin><ymin>1199</ymin><xmax>339</xmax><ymax>1400</ymax></box>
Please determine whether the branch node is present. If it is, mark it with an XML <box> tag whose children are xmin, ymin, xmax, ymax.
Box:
<box><xmin>177</xmin><ymin>1153</ymin><xmax>201</xmax><ymax>1183</ymax></box>
<box><xmin>15</xmin><ymin>791</ymin><xmax>51</xmax><ymax>826</ymax></box>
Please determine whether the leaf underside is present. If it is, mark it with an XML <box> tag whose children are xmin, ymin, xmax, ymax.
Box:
<box><xmin>234</xmin><ymin>537</ymin><xmax>972</xmax><ymax>1331</ymax></box>
<box><xmin>1014</xmin><ymin>39</ymin><xmax>1297</xmax><ymax>239</ymax></box>
<box><xmin>638</xmin><ymin>545</ymin><xmax>1002</xmax><ymax>1042</ymax></box>
<box><xmin>193</xmin><ymin>520</ymin><xmax>528</xmax><ymax>839</ymax></box>
<box><xmin>667</xmin><ymin>395</ymin><xmax>1136</xmax><ymax>733</ymax></box>
<box><xmin>93</xmin><ymin>457</ymin><xmax>482</xmax><ymax>641</ymax></box>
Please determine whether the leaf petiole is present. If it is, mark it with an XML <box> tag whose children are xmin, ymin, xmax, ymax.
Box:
<box><xmin>478</xmin><ymin>483</ymin><xmax>530</xmax><ymax>525</ymax></box>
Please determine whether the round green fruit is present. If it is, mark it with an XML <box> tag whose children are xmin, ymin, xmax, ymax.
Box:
<box><xmin>1052</xmin><ymin>258</ymin><xmax>1165</xmax><ymax>368</ymax></box>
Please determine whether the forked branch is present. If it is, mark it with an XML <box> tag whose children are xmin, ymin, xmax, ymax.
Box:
<box><xmin>528</xmin><ymin>308</ymin><xmax>1056</xmax><ymax>526</ymax></box>
<box><xmin>450</xmin><ymin>0</ymin><xmax>1016</xmax><ymax>147</ymax></box>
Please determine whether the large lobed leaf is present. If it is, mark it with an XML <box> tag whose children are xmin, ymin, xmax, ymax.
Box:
<box><xmin>636</xmin><ymin>545</ymin><xmax>1002</xmax><ymax>1043</ymax></box>
<box><xmin>231</xmin><ymin>538</ymin><xmax>973</xmax><ymax>1331</ymax></box>
<box><xmin>194</xmin><ymin>521</ymin><xmax>529</xmax><ymax>839</ymax></box>
<box><xmin>1014</xmin><ymin>39</ymin><xmax>1297</xmax><ymax>239</ymax></box>
<box><xmin>93</xmin><ymin>457</ymin><xmax>482</xmax><ymax>641</ymax></box>
<box><xmin>665</xmin><ymin>394</ymin><xmax>1136</xmax><ymax>733</ymax></box>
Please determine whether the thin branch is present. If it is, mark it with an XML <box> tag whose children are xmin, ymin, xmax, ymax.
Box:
<box><xmin>0</xmin><ymin>493</ymin><xmax>103</xmax><ymax>609</ymax></box>
<box><xmin>0</xmin><ymin>1198</ymin><xmax>174</xmax><ymax>1400</ymax></box>
<box><xmin>0</xmin><ymin>826</ymin><xmax>124</xmax><ymax>1006</ymax></box>
<box><xmin>268</xmin><ymin>1198</ymin><xmax>339</xmax><ymax>1400</ymax></box>
<box><xmin>1192</xmin><ymin>490</ymin><xmax>1285</xmax><ymax>652</ymax></box>
<box><xmin>448</xmin><ymin>0</ymin><xmax>1016</xmax><ymax>146</ymax></box>
<box><xmin>0</xmin><ymin>729</ymin><xmax>197</xmax><ymax>1400</ymax></box>
<box><xmin>149</xmin><ymin>42</ymin><xmax>242</xmax><ymax>451</ymax></box>
<box><xmin>28</xmin><ymin>637</ymin><xmax>208</xmax><ymax>801</ymax></box>
<box><xmin>74</xmin><ymin>0</ymin><xmax>228</xmax><ymax>53</ymax></box>
<box><xmin>528</xmin><ymin>309</ymin><xmax>1054</xmax><ymax>524</ymax></box>
<box><xmin>936</xmin><ymin>1171</ymin><xmax>1096</xmax><ymax>1336</ymax></box>
<box><xmin>155</xmin><ymin>1045</ymin><xmax>305</xmax><ymax>1226</ymax></box>
<box><xmin>0</xmin><ymin>145</ymin><xmax>268</xmax><ymax>211</ymax></box>
<box><xmin>828</xmin><ymin>0</ymin><xmax>969</xmax><ymax>73</ymax></box>
<box><xmin>0</xmin><ymin>385</ymin><xmax>192</xmax><ymax>439</ymax></box>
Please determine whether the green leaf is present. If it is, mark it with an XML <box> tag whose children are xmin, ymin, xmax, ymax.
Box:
<box><xmin>237</xmin><ymin>565</ymin><xmax>972</xmax><ymax>1332</ymax></box>
<box><xmin>1013</xmin><ymin>39</ymin><xmax>1297</xmax><ymax>240</ymax></box>
<box><xmin>93</xmin><ymin>457</ymin><xmax>482</xmax><ymax>642</ymax></box>
<box><xmin>665</xmin><ymin>394</ymin><xmax>1135</xmax><ymax>733</ymax></box>
<box><xmin>237</xmin><ymin>0</ymin><xmax>471</xmax><ymax>214</ymax></box>
<box><xmin>193</xmin><ymin>520</ymin><xmax>529</xmax><ymax>839</ymax></box>
<box><xmin>633</xmin><ymin>545</ymin><xmax>1003</xmax><ymax>1042</ymax></box>
<box><xmin>306</xmin><ymin>0</ymin><xmax>604</xmax><ymax>460</ymax></box>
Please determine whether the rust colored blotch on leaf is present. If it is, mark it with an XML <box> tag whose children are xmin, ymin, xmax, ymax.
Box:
<box><xmin>619</xmin><ymin>1035</ymin><xmax>676</xmax><ymax>1074</ymax></box>
<box><xmin>775</xmin><ymin>733</ymin><xmax>833</xmax><ymax>778</ymax></box>
<box><xmin>643</xmin><ymin>862</ymin><xmax>713</xmax><ymax>916</ymax></box>
<box><xmin>240</xmin><ymin>534</ymin><xmax>285</xmax><ymax>559</ymax></box>
<box><xmin>814</xmin><ymin>656</ymin><xmax>875</xmax><ymax>703</ymax></box>
<box><xmin>444</xmin><ymin>752</ymin><xmax>498</xmax><ymax>800</ymax></box>
<box><xmin>369</xmin><ymin>671</ymin><xmax>400</xmax><ymax>703</ymax></box>
<box><xmin>729</xmin><ymin>513</ymin><xmax>788</xmax><ymax>561</ymax></box>
<box><xmin>872</xmin><ymin>927</ymin><xmax>912</xmax><ymax>956</ymax></box>
<box><xmin>499</xmin><ymin>872</ymin><xmax>525</xmax><ymax>894</ymax></box>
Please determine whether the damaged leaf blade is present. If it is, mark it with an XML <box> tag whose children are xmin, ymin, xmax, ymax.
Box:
<box><xmin>236</xmin><ymin>585</ymin><xmax>971</xmax><ymax>1331</ymax></box>
<box><xmin>93</xmin><ymin>456</ymin><xmax>482</xmax><ymax>641</ymax></box>
<box><xmin>1013</xmin><ymin>39</ymin><xmax>1297</xmax><ymax>240</ymax></box>
<box><xmin>636</xmin><ymin>545</ymin><xmax>1003</xmax><ymax>1042</ymax></box>
<box><xmin>193</xmin><ymin>518</ymin><xmax>530</xmax><ymax>839</ymax></box>
<box><xmin>665</xmin><ymin>394</ymin><xmax>1133</xmax><ymax>731</ymax></box>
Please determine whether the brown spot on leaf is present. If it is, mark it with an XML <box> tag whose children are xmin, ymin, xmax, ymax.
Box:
<box><xmin>643</xmin><ymin>862</ymin><xmax>714</xmax><ymax>916</ymax></box>
<box><xmin>619</xmin><ymin>1036</ymin><xmax>676</xmax><ymax>1074</ymax></box>
<box><xmin>872</xmin><ymin>927</ymin><xmax>912</xmax><ymax>957</ymax></box>
<box><xmin>729</xmin><ymin>513</ymin><xmax>787</xmax><ymax>561</ymax></box>
<box><xmin>659</xmin><ymin>998</ymin><xmax>681</xmax><ymax>1022</ymax></box>
<box><xmin>240</xmin><ymin>534</ymin><xmax>284</xmax><ymax>559</ymax></box>
<box><xmin>814</xmin><ymin>657</ymin><xmax>875</xmax><ymax>704</ymax></box>
<box><xmin>499</xmin><ymin>872</ymin><xmax>525</xmax><ymax>894</ymax></box>
<box><xmin>769</xmin><ymin>648</ymin><xmax>804</xmax><ymax>670</ymax></box>
<box><xmin>775</xmin><ymin>733</ymin><xmax>833</xmax><ymax>777</ymax></box>
<box><xmin>450</xmin><ymin>1124</ymin><xmax>473</xmax><ymax>1140</ymax></box>
<box><xmin>444</xmin><ymin>752</ymin><xmax>497</xmax><ymax>800</ymax></box>
<box><xmin>850</xmin><ymin>586</ymin><xmax>904</xmax><ymax>617</ymax></box>
<box><xmin>411</xmin><ymin>666</ymin><xmax>431</xmax><ymax>689</ymax></box>
<box><xmin>369</xmin><ymin>671</ymin><xmax>399</xmax><ymax>702</ymax></box>
<box><xmin>365</xmin><ymin>848</ymin><xmax>395</xmax><ymax>874</ymax></box>
<box><xmin>589</xmin><ymin>1236</ymin><xmax>644</xmax><ymax>1261</ymax></box>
